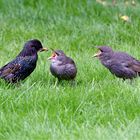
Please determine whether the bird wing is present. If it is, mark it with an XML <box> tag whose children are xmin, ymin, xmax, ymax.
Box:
<box><xmin>66</xmin><ymin>57</ymin><xmax>76</xmax><ymax>65</ymax></box>
<box><xmin>128</xmin><ymin>60</ymin><xmax>140</xmax><ymax>72</ymax></box>
<box><xmin>0</xmin><ymin>62</ymin><xmax>21</xmax><ymax>78</ymax></box>
<box><xmin>63</xmin><ymin>57</ymin><xmax>77</xmax><ymax>79</ymax></box>
<box><xmin>114</xmin><ymin>52</ymin><xmax>140</xmax><ymax>72</ymax></box>
<box><xmin>65</xmin><ymin>63</ymin><xmax>77</xmax><ymax>77</ymax></box>
<box><xmin>0</xmin><ymin>55</ymin><xmax>37</xmax><ymax>83</ymax></box>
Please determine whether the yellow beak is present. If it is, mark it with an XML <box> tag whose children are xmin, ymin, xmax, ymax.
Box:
<box><xmin>39</xmin><ymin>48</ymin><xmax>48</xmax><ymax>52</ymax></box>
<box><xmin>93</xmin><ymin>50</ymin><xmax>102</xmax><ymax>57</ymax></box>
<box><xmin>48</xmin><ymin>57</ymin><xmax>52</xmax><ymax>60</ymax></box>
<box><xmin>48</xmin><ymin>52</ymin><xmax>56</xmax><ymax>60</ymax></box>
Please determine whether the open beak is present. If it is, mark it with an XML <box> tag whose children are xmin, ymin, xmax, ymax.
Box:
<box><xmin>50</xmin><ymin>48</ymin><xmax>60</xmax><ymax>55</ymax></box>
<box><xmin>48</xmin><ymin>56</ymin><xmax>52</xmax><ymax>60</ymax></box>
<box><xmin>92</xmin><ymin>50</ymin><xmax>102</xmax><ymax>58</ymax></box>
<box><xmin>48</xmin><ymin>52</ymin><xmax>56</xmax><ymax>60</ymax></box>
<box><xmin>39</xmin><ymin>48</ymin><xmax>48</xmax><ymax>52</ymax></box>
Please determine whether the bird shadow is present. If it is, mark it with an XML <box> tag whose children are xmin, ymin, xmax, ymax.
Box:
<box><xmin>0</xmin><ymin>79</ymin><xmax>25</xmax><ymax>89</ymax></box>
<box><xmin>0</xmin><ymin>80</ymin><xmax>15</xmax><ymax>89</ymax></box>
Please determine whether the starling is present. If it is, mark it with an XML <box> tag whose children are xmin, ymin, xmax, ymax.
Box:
<box><xmin>93</xmin><ymin>46</ymin><xmax>140</xmax><ymax>80</ymax></box>
<box><xmin>48</xmin><ymin>50</ymin><xmax>77</xmax><ymax>81</ymax></box>
<box><xmin>0</xmin><ymin>39</ymin><xmax>48</xmax><ymax>83</ymax></box>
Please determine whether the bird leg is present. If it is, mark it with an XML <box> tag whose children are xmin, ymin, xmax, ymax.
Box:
<box><xmin>54</xmin><ymin>78</ymin><xmax>60</xmax><ymax>87</ymax></box>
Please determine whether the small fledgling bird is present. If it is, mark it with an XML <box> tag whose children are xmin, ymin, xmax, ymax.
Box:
<box><xmin>94</xmin><ymin>46</ymin><xmax>140</xmax><ymax>80</ymax></box>
<box><xmin>48</xmin><ymin>50</ymin><xmax>77</xmax><ymax>81</ymax></box>
<box><xmin>0</xmin><ymin>39</ymin><xmax>48</xmax><ymax>83</ymax></box>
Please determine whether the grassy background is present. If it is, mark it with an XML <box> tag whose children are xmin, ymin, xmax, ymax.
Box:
<box><xmin>0</xmin><ymin>0</ymin><xmax>140</xmax><ymax>139</ymax></box>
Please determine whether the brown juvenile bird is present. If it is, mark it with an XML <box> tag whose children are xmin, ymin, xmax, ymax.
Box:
<box><xmin>48</xmin><ymin>50</ymin><xmax>77</xmax><ymax>81</ymax></box>
<box><xmin>94</xmin><ymin>46</ymin><xmax>140</xmax><ymax>80</ymax></box>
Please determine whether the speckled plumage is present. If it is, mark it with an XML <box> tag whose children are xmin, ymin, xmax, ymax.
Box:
<box><xmin>49</xmin><ymin>50</ymin><xmax>77</xmax><ymax>81</ymax></box>
<box><xmin>94</xmin><ymin>46</ymin><xmax>140</xmax><ymax>80</ymax></box>
<box><xmin>0</xmin><ymin>39</ymin><xmax>47</xmax><ymax>83</ymax></box>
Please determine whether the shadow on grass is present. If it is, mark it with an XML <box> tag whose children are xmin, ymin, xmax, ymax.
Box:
<box><xmin>0</xmin><ymin>79</ymin><xmax>26</xmax><ymax>89</ymax></box>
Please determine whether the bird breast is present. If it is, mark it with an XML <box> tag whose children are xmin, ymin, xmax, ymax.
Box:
<box><xmin>51</xmin><ymin>60</ymin><xmax>62</xmax><ymax>67</ymax></box>
<box><xmin>50</xmin><ymin>60</ymin><xmax>63</xmax><ymax>75</ymax></box>
<box><xmin>101</xmin><ymin>59</ymin><xmax>112</xmax><ymax>68</ymax></box>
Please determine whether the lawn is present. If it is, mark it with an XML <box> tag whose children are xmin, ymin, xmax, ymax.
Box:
<box><xmin>0</xmin><ymin>0</ymin><xmax>140</xmax><ymax>139</ymax></box>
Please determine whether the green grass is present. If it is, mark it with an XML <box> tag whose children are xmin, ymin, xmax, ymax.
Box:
<box><xmin>0</xmin><ymin>0</ymin><xmax>140</xmax><ymax>139</ymax></box>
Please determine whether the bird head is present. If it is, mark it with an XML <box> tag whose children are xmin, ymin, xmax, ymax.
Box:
<box><xmin>25</xmin><ymin>39</ymin><xmax>48</xmax><ymax>52</ymax></box>
<box><xmin>93</xmin><ymin>46</ymin><xmax>114</xmax><ymax>59</ymax></box>
<box><xmin>48</xmin><ymin>49</ymin><xmax>65</xmax><ymax>62</ymax></box>
<box><xmin>19</xmin><ymin>39</ymin><xmax>48</xmax><ymax>57</ymax></box>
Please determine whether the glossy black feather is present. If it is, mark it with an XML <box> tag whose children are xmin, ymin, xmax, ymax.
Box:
<box><xmin>0</xmin><ymin>39</ymin><xmax>45</xmax><ymax>83</ymax></box>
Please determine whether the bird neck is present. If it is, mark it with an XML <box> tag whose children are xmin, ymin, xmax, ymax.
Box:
<box><xmin>17</xmin><ymin>48</ymin><xmax>37</xmax><ymax>57</ymax></box>
<box><xmin>51</xmin><ymin>59</ymin><xmax>62</xmax><ymax>65</ymax></box>
<box><xmin>100</xmin><ymin>54</ymin><xmax>113</xmax><ymax>67</ymax></box>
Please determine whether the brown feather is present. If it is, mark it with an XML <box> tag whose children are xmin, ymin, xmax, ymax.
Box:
<box><xmin>2</xmin><ymin>64</ymin><xmax>21</xmax><ymax>77</ymax></box>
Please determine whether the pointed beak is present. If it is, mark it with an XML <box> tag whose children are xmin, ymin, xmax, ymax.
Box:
<box><xmin>48</xmin><ymin>52</ymin><xmax>56</xmax><ymax>60</ymax></box>
<box><xmin>48</xmin><ymin>56</ymin><xmax>52</xmax><ymax>60</ymax></box>
<box><xmin>50</xmin><ymin>48</ymin><xmax>59</xmax><ymax>55</ymax></box>
<box><xmin>39</xmin><ymin>48</ymin><xmax>48</xmax><ymax>52</ymax></box>
<box><xmin>92</xmin><ymin>50</ymin><xmax>102</xmax><ymax>58</ymax></box>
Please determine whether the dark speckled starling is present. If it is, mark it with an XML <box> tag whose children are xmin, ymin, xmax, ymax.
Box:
<box><xmin>0</xmin><ymin>39</ymin><xmax>48</xmax><ymax>83</ymax></box>
<box><xmin>48</xmin><ymin>50</ymin><xmax>77</xmax><ymax>81</ymax></box>
<box><xmin>94</xmin><ymin>46</ymin><xmax>140</xmax><ymax>80</ymax></box>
